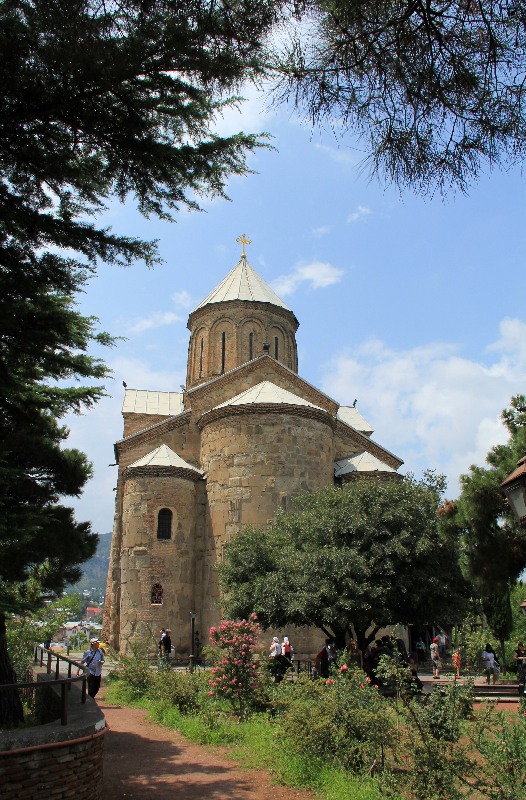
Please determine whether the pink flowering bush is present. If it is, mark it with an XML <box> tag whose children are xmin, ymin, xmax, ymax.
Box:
<box><xmin>208</xmin><ymin>615</ymin><xmax>261</xmax><ymax>720</ymax></box>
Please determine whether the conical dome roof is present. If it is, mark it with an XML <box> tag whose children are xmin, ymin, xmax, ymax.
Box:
<box><xmin>191</xmin><ymin>256</ymin><xmax>291</xmax><ymax>313</ymax></box>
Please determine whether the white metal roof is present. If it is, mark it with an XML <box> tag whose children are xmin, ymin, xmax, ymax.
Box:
<box><xmin>128</xmin><ymin>444</ymin><xmax>202</xmax><ymax>473</ymax></box>
<box><xmin>191</xmin><ymin>257</ymin><xmax>291</xmax><ymax>312</ymax></box>
<box><xmin>122</xmin><ymin>389</ymin><xmax>184</xmax><ymax>416</ymax></box>
<box><xmin>337</xmin><ymin>406</ymin><xmax>374</xmax><ymax>436</ymax></box>
<box><xmin>214</xmin><ymin>380</ymin><xmax>322</xmax><ymax>410</ymax></box>
<box><xmin>334</xmin><ymin>452</ymin><xmax>396</xmax><ymax>477</ymax></box>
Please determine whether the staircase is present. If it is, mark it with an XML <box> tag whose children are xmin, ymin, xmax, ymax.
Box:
<box><xmin>472</xmin><ymin>681</ymin><xmax>523</xmax><ymax>703</ymax></box>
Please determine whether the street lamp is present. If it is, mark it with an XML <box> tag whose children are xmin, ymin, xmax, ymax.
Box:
<box><xmin>189</xmin><ymin>611</ymin><xmax>196</xmax><ymax>673</ymax></box>
<box><xmin>501</xmin><ymin>456</ymin><xmax>526</xmax><ymax>528</ymax></box>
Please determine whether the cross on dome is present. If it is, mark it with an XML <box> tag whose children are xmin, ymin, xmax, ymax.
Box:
<box><xmin>236</xmin><ymin>233</ymin><xmax>252</xmax><ymax>258</ymax></box>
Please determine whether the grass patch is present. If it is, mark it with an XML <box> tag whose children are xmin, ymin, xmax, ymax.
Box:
<box><xmin>103</xmin><ymin>678</ymin><xmax>396</xmax><ymax>800</ymax></box>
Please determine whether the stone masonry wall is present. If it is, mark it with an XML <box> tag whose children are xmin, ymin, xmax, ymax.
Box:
<box><xmin>186</xmin><ymin>301</ymin><xmax>299</xmax><ymax>389</ymax></box>
<box><xmin>0</xmin><ymin>735</ymin><xmax>105</xmax><ymax>800</ymax></box>
<box><xmin>118</xmin><ymin>471</ymin><xmax>205</xmax><ymax>654</ymax></box>
<box><xmin>198</xmin><ymin>407</ymin><xmax>334</xmax><ymax>640</ymax></box>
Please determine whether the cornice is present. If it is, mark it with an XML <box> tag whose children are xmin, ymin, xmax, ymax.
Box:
<box><xmin>335</xmin><ymin>420</ymin><xmax>403</xmax><ymax>470</ymax></box>
<box><xmin>115</xmin><ymin>411</ymin><xmax>191</xmax><ymax>460</ymax></box>
<box><xmin>187</xmin><ymin>299</ymin><xmax>299</xmax><ymax>332</ymax></box>
<box><xmin>188</xmin><ymin>355</ymin><xmax>339</xmax><ymax>414</ymax></box>
<box><xmin>197</xmin><ymin>402</ymin><xmax>337</xmax><ymax>430</ymax></box>
<box><xmin>124</xmin><ymin>465</ymin><xmax>204</xmax><ymax>483</ymax></box>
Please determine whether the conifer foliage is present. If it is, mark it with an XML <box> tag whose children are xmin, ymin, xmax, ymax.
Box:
<box><xmin>0</xmin><ymin>0</ymin><xmax>281</xmax><ymax>724</ymax></box>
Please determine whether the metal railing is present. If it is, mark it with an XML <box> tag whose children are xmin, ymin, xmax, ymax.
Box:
<box><xmin>0</xmin><ymin>645</ymin><xmax>89</xmax><ymax>726</ymax></box>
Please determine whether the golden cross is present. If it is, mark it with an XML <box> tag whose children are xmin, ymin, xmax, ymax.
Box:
<box><xmin>236</xmin><ymin>233</ymin><xmax>252</xmax><ymax>257</ymax></box>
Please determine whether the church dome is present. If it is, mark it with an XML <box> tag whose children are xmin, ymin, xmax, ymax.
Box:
<box><xmin>185</xmin><ymin>237</ymin><xmax>299</xmax><ymax>389</ymax></box>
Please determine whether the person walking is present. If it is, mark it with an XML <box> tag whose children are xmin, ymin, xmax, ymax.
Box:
<box><xmin>269</xmin><ymin>636</ymin><xmax>281</xmax><ymax>657</ymax></box>
<box><xmin>430</xmin><ymin>637</ymin><xmax>441</xmax><ymax>679</ymax></box>
<box><xmin>481</xmin><ymin>643</ymin><xmax>500</xmax><ymax>684</ymax></box>
<box><xmin>514</xmin><ymin>641</ymin><xmax>526</xmax><ymax>689</ymax></box>
<box><xmin>415</xmin><ymin>636</ymin><xmax>426</xmax><ymax>666</ymax></box>
<box><xmin>78</xmin><ymin>637</ymin><xmax>105</xmax><ymax>698</ymax></box>
<box><xmin>281</xmin><ymin>636</ymin><xmax>293</xmax><ymax>662</ymax></box>
<box><xmin>162</xmin><ymin>629</ymin><xmax>172</xmax><ymax>666</ymax></box>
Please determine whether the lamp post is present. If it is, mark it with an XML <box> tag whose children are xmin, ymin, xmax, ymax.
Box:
<box><xmin>501</xmin><ymin>456</ymin><xmax>526</xmax><ymax>528</ymax></box>
<box><xmin>189</xmin><ymin>612</ymin><xmax>196</xmax><ymax>673</ymax></box>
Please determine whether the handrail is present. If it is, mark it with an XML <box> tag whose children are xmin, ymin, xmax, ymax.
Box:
<box><xmin>0</xmin><ymin>644</ymin><xmax>90</xmax><ymax>725</ymax></box>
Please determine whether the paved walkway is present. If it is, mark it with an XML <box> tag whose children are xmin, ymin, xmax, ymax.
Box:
<box><xmin>97</xmin><ymin>689</ymin><xmax>313</xmax><ymax>800</ymax></box>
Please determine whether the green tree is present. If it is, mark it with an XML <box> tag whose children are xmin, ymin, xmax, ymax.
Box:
<box><xmin>219</xmin><ymin>474</ymin><xmax>469</xmax><ymax>652</ymax></box>
<box><xmin>441</xmin><ymin>395</ymin><xmax>526</xmax><ymax>665</ymax></box>
<box><xmin>272</xmin><ymin>0</ymin><xmax>526</xmax><ymax>194</ymax></box>
<box><xmin>0</xmin><ymin>0</ymin><xmax>281</xmax><ymax>724</ymax></box>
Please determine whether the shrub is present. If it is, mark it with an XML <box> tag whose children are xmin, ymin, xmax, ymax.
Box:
<box><xmin>149</xmin><ymin>669</ymin><xmax>209</xmax><ymax>714</ymax></box>
<box><xmin>208</xmin><ymin>615</ymin><xmax>261</xmax><ymax>720</ymax></box>
<box><xmin>111</xmin><ymin>636</ymin><xmax>152</xmax><ymax>698</ymax></box>
<box><xmin>275</xmin><ymin>666</ymin><xmax>395</xmax><ymax>773</ymax></box>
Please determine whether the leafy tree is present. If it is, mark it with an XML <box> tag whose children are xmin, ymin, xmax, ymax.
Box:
<box><xmin>272</xmin><ymin>0</ymin><xmax>526</xmax><ymax>193</ymax></box>
<box><xmin>440</xmin><ymin>395</ymin><xmax>526</xmax><ymax>665</ymax></box>
<box><xmin>219</xmin><ymin>474</ymin><xmax>469</xmax><ymax>652</ymax></box>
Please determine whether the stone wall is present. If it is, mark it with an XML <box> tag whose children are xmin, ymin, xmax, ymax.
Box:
<box><xmin>0</xmin><ymin>676</ymin><xmax>106</xmax><ymax>800</ymax></box>
<box><xmin>186</xmin><ymin>301</ymin><xmax>299</xmax><ymax>388</ymax></box>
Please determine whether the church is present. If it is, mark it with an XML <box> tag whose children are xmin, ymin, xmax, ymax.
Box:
<box><xmin>103</xmin><ymin>237</ymin><xmax>404</xmax><ymax>656</ymax></box>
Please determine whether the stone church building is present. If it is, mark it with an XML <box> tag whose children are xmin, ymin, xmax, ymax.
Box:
<box><xmin>103</xmin><ymin>239</ymin><xmax>403</xmax><ymax>656</ymax></box>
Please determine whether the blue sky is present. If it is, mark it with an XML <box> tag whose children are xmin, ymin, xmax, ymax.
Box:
<box><xmin>64</xmin><ymin>88</ymin><xmax>526</xmax><ymax>536</ymax></box>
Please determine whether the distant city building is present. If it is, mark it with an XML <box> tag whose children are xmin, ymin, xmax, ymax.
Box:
<box><xmin>103</xmin><ymin>240</ymin><xmax>403</xmax><ymax>656</ymax></box>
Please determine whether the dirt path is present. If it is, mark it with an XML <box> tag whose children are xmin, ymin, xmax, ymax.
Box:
<box><xmin>98</xmin><ymin>690</ymin><xmax>314</xmax><ymax>800</ymax></box>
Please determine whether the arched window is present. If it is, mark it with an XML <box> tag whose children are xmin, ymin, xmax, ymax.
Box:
<box><xmin>157</xmin><ymin>508</ymin><xmax>172</xmax><ymax>540</ymax></box>
<box><xmin>151</xmin><ymin>583</ymin><xmax>163</xmax><ymax>604</ymax></box>
<box><xmin>221</xmin><ymin>331</ymin><xmax>226</xmax><ymax>373</ymax></box>
<box><xmin>249</xmin><ymin>332</ymin><xmax>253</xmax><ymax>361</ymax></box>
<box><xmin>199</xmin><ymin>337</ymin><xmax>204</xmax><ymax>378</ymax></box>
<box><xmin>274</xmin><ymin>336</ymin><xmax>279</xmax><ymax>359</ymax></box>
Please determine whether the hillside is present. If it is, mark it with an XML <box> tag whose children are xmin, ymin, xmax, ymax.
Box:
<box><xmin>67</xmin><ymin>531</ymin><xmax>112</xmax><ymax>597</ymax></box>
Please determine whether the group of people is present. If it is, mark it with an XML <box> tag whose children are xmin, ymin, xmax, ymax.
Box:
<box><xmin>269</xmin><ymin>635</ymin><xmax>294</xmax><ymax>661</ymax></box>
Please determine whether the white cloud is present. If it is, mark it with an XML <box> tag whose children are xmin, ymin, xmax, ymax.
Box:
<box><xmin>211</xmin><ymin>82</ymin><xmax>273</xmax><ymax>138</ymax></box>
<box><xmin>347</xmin><ymin>205</ymin><xmax>372</xmax><ymax>223</ymax></box>
<box><xmin>271</xmin><ymin>260</ymin><xmax>344</xmax><ymax>296</ymax></box>
<box><xmin>65</xmin><ymin>357</ymin><xmax>187</xmax><ymax>534</ymax></box>
<box><xmin>125</xmin><ymin>311</ymin><xmax>182</xmax><ymax>334</ymax></box>
<box><xmin>312</xmin><ymin>225</ymin><xmax>331</xmax><ymax>238</ymax></box>
<box><xmin>171</xmin><ymin>289</ymin><xmax>193</xmax><ymax>309</ymax></box>
<box><xmin>314</xmin><ymin>143</ymin><xmax>358</xmax><ymax>166</ymax></box>
<box><xmin>320</xmin><ymin>318</ymin><xmax>526</xmax><ymax>497</ymax></box>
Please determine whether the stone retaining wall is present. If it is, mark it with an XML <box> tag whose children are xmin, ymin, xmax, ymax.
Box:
<box><xmin>0</xmin><ymin>673</ymin><xmax>106</xmax><ymax>800</ymax></box>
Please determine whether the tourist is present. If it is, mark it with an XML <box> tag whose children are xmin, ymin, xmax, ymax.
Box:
<box><xmin>269</xmin><ymin>636</ymin><xmax>281</xmax><ymax>657</ymax></box>
<box><xmin>514</xmin><ymin>641</ymin><xmax>526</xmax><ymax>687</ymax></box>
<box><xmin>481</xmin><ymin>643</ymin><xmax>500</xmax><ymax>685</ymax></box>
<box><xmin>430</xmin><ymin>636</ymin><xmax>441</xmax><ymax>679</ymax></box>
<box><xmin>415</xmin><ymin>636</ymin><xmax>426</xmax><ymax>665</ymax></box>
<box><xmin>437</xmin><ymin>630</ymin><xmax>448</xmax><ymax>659</ymax></box>
<box><xmin>347</xmin><ymin>639</ymin><xmax>363</xmax><ymax>670</ymax></box>
<box><xmin>281</xmin><ymin>635</ymin><xmax>293</xmax><ymax>662</ymax></box>
<box><xmin>162</xmin><ymin>629</ymin><xmax>172</xmax><ymax>665</ymax></box>
<box><xmin>78</xmin><ymin>637</ymin><xmax>105</xmax><ymax>698</ymax></box>
<box><xmin>452</xmin><ymin>648</ymin><xmax>461</xmax><ymax>679</ymax></box>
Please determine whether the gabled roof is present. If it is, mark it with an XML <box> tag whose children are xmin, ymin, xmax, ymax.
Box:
<box><xmin>191</xmin><ymin>257</ymin><xmax>291</xmax><ymax>312</ymax></box>
<box><xmin>337</xmin><ymin>406</ymin><xmax>374</xmax><ymax>437</ymax></box>
<box><xmin>123</xmin><ymin>389</ymin><xmax>184</xmax><ymax>416</ymax></box>
<box><xmin>128</xmin><ymin>444</ymin><xmax>202</xmax><ymax>474</ymax></box>
<box><xmin>214</xmin><ymin>380</ymin><xmax>323</xmax><ymax>411</ymax></box>
<box><xmin>334</xmin><ymin>452</ymin><xmax>397</xmax><ymax>477</ymax></box>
